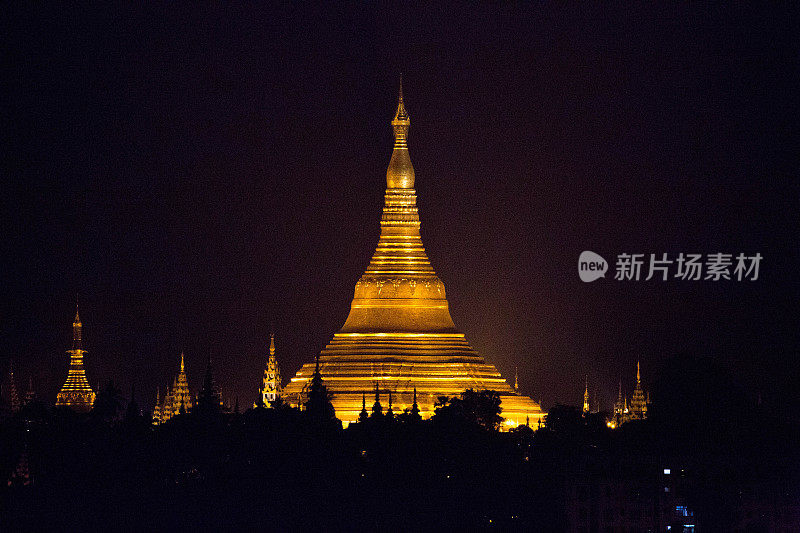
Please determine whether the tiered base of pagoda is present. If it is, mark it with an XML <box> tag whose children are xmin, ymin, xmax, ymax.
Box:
<box><xmin>282</xmin><ymin>332</ymin><xmax>544</xmax><ymax>428</ymax></box>
<box><xmin>55</xmin><ymin>390</ymin><xmax>96</xmax><ymax>412</ymax></box>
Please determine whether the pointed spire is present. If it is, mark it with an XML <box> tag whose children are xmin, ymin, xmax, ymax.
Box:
<box><xmin>637</xmin><ymin>360</ymin><xmax>641</xmax><ymax>383</ymax></box>
<box><xmin>180</xmin><ymin>352</ymin><xmax>185</xmax><ymax>373</ymax></box>
<box><xmin>71</xmin><ymin>303</ymin><xmax>83</xmax><ymax>351</ymax></box>
<box><xmin>583</xmin><ymin>375</ymin><xmax>590</xmax><ymax>414</ymax></box>
<box><xmin>269</xmin><ymin>332</ymin><xmax>275</xmax><ymax>356</ymax></box>
<box><xmin>514</xmin><ymin>367</ymin><xmax>519</xmax><ymax>391</ymax></box>
<box><xmin>410</xmin><ymin>387</ymin><xmax>420</xmax><ymax>420</ymax></box>
<box><xmin>359</xmin><ymin>391</ymin><xmax>369</xmax><ymax>423</ymax></box>
<box><xmin>386</xmin><ymin>77</ymin><xmax>415</xmax><ymax>189</ymax></box>
<box><xmin>371</xmin><ymin>381</ymin><xmax>383</xmax><ymax>417</ymax></box>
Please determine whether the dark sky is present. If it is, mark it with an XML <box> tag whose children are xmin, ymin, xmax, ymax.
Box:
<box><xmin>3</xmin><ymin>4</ymin><xmax>798</xmax><ymax>412</ymax></box>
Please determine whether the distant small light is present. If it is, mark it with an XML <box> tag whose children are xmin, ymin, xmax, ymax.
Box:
<box><xmin>663</xmin><ymin>468</ymin><xmax>671</xmax><ymax>474</ymax></box>
<box><xmin>664</xmin><ymin>486</ymin><xmax>670</xmax><ymax>492</ymax></box>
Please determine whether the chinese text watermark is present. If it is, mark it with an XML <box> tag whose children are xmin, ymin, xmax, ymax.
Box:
<box><xmin>579</xmin><ymin>252</ymin><xmax>762</xmax><ymax>282</ymax></box>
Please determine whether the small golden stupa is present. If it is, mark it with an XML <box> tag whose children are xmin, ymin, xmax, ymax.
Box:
<box><xmin>282</xmin><ymin>82</ymin><xmax>543</xmax><ymax>427</ymax></box>
<box><xmin>55</xmin><ymin>305</ymin><xmax>96</xmax><ymax>412</ymax></box>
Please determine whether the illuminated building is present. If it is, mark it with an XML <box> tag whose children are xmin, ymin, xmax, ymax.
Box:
<box><xmin>583</xmin><ymin>377</ymin><xmax>590</xmax><ymax>414</ymax></box>
<box><xmin>282</xmin><ymin>83</ymin><xmax>544</xmax><ymax>427</ymax></box>
<box><xmin>628</xmin><ymin>361</ymin><xmax>647</xmax><ymax>420</ymax></box>
<box><xmin>55</xmin><ymin>306</ymin><xmax>96</xmax><ymax>412</ymax></box>
<box><xmin>153</xmin><ymin>388</ymin><xmax>162</xmax><ymax>424</ymax></box>
<box><xmin>156</xmin><ymin>353</ymin><xmax>193</xmax><ymax>423</ymax></box>
<box><xmin>608</xmin><ymin>362</ymin><xmax>648</xmax><ymax>428</ymax></box>
<box><xmin>259</xmin><ymin>333</ymin><xmax>282</xmax><ymax>406</ymax></box>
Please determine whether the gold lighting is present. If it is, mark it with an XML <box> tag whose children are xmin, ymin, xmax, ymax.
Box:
<box><xmin>55</xmin><ymin>305</ymin><xmax>96</xmax><ymax>412</ymax></box>
<box><xmin>282</xmin><ymin>82</ymin><xmax>544</xmax><ymax>428</ymax></box>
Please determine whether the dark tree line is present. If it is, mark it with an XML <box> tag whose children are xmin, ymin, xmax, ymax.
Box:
<box><xmin>0</xmin><ymin>354</ymin><xmax>798</xmax><ymax>531</ymax></box>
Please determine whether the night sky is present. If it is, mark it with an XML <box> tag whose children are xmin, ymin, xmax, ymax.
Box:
<box><xmin>3</xmin><ymin>4</ymin><xmax>798</xmax><ymax>412</ymax></box>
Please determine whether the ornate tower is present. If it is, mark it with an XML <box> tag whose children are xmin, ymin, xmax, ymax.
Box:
<box><xmin>152</xmin><ymin>388</ymin><xmax>162</xmax><ymax>425</ymax></box>
<box><xmin>583</xmin><ymin>377</ymin><xmax>590</xmax><ymax>414</ymax></box>
<box><xmin>171</xmin><ymin>353</ymin><xmax>192</xmax><ymax>415</ymax></box>
<box><xmin>260</xmin><ymin>333</ymin><xmax>282</xmax><ymax>405</ymax></box>
<box><xmin>629</xmin><ymin>360</ymin><xmax>647</xmax><ymax>420</ymax></box>
<box><xmin>160</xmin><ymin>353</ymin><xmax>193</xmax><ymax>422</ymax></box>
<box><xmin>56</xmin><ymin>306</ymin><xmax>96</xmax><ymax>412</ymax></box>
<box><xmin>282</xmin><ymin>83</ymin><xmax>544</xmax><ymax>427</ymax></box>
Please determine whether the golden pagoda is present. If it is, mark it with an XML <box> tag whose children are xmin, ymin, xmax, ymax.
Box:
<box><xmin>629</xmin><ymin>361</ymin><xmax>647</xmax><ymax>420</ymax></box>
<box><xmin>55</xmin><ymin>306</ymin><xmax>96</xmax><ymax>412</ymax></box>
<box><xmin>282</xmin><ymin>83</ymin><xmax>544</xmax><ymax>428</ymax></box>
<box><xmin>259</xmin><ymin>333</ymin><xmax>282</xmax><ymax>405</ymax></box>
<box><xmin>158</xmin><ymin>352</ymin><xmax>193</xmax><ymax>423</ymax></box>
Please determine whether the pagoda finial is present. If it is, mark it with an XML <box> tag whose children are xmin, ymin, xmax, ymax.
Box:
<box><xmin>74</xmin><ymin>296</ymin><xmax>80</xmax><ymax>324</ymax></box>
<box><xmin>636</xmin><ymin>360</ymin><xmax>641</xmax><ymax>383</ymax></box>
<box><xmin>386</xmin><ymin>78</ymin><xmax>414</xmax><ymax>189</ymax></box>
<box><xmin>269</xmin><ymin>333</ymin><xmax>275</xmax><ymax>356</ymax></box>
<box><xmin>514</xmin><ymin>367</ymin><xmax>519</xmax><ymax>391</ymax></box>
<box><xmin>583</xmin><ymin>376</ymin><xmax>590</xmax><ymax>414</ymax></box>
<box><xmin>180</xmin><ymin>352</ymin><xmax>185</xmax><ymax>373</ymax></box>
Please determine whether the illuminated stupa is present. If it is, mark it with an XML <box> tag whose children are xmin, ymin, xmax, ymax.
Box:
<box><xmin>158</xmin><ymin>353</ymin><xmax>193</xmax><ymax>423</ymax></box>
<box><xmin>55</xmin><ymin>306</ymin><xmax>96</xmax><ymax>412</ymax></box>
<box><xmin>283</xmin><ymin>83</ymin><xmax>544</xmax><ymax>427</ymax></box>
<box><xmin>259</xmin><ymin>333</ymin><xmax>282</xmax><ymax>406</ymax></box>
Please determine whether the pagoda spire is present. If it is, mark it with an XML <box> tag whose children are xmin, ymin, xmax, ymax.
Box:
<box><xmin>72</xmin><ymin>302</ymin><xmax>82</xmax><ymax>351</ymax></box>
<box><xmin>261</xmin><ymin>332</ymin><xmax>282</xmax><ymax>405</ymax></box>
<box><xmin>410</xmin><ymin>387</ymin><xmax>421</xmax><ymax>420</ymax></box>
<box><xmin>371</xmin><ymin>381</ymin><xmax>383</xmax><ymax>417</ymax></box>
<box><xmin>514</xmin><ymin>367</ymin><xmax>519</xmax><ymax>391</ymax></box>
<box><xmin>153</xmin><ymin>387</ymin><xmax>162</xmax><ymax>425</ymax></box>
<box><xmin>359</xmin><ymin>392</ymin><xmax>368</xmax><ymax>423</ymax></box>
<box><xmin>386</xmin><ymin>77</ymin><xmax>414</xmax><ymax>189</ymax></box>
<box><xmin>630</xmin><ymin>360</ymin><xmax>647</xmax><ymax>420</ymax></box>
<box><xmin>583</xmin><ymin>376</ymin><xmax>590</xmax><ymax>414</ymax></box>
<box><xmin>56</xmin><ymin>306</ymin><xmax>96</xmax><ymax>412</ymax></box>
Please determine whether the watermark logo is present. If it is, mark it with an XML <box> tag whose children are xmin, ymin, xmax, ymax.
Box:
<box><xmin>579</xmin><ymin>252</ymin><xmax>762</xmax><ymax>282</ymax></box>
<box><xmin>579</xmin><ymin>251</ymin><xmax>608</xmax><ymax>282</ymax></box>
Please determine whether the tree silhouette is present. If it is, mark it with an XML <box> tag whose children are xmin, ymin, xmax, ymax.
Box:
<box><xmin>433</xmin><ymin>389</ymin><xmax>503</xmax><ymax>431</ymax></box>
